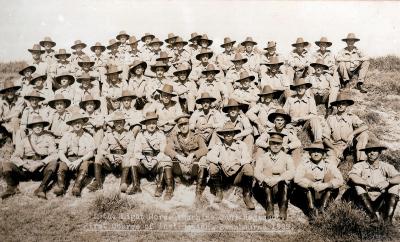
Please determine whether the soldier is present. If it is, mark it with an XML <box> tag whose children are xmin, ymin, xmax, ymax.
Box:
<box><xmin>130</xmin><ymin>112</ymin><xmax>173</xmax><ymax>200</ymax></box>
<box><xmin>23</xmin><ymin>73</ymin><xmax>53</xmax><ymax>104</ymax></box>
<box><xmin>294</xmin><ymin>142</ymin><xmax>344</xmax><ymax>218</ymax></box>
<box><xmin>70</xmin><ymin>40</ymin><xmax>88</xmax><ymax>71</ymax></box>
<box><xmin>187</xmin><ymin>32</ymin><xmax>202</xmax><ymax>65</ymax></box>
<box><xmin>216</xmin><ymin>37</ymin><xmax>236</xmax><ymax>73</ymax></box>
<box><xmin>54</xmin><ymin>72</ymin><xmax>75</xmax><ymax>100</ymax></box>
<box><xmin>124</xmin><ymin>36</ymin><xmax>144</xmax><ymax>65</ymax></box>
<box><xmin>50</xmin><ymin>49</ymin><xmax>74</xmax><ymax>89</ymax></box>
<box><xmin>196</xmin><ymin>64</ymin><xmax>230</xmax><ymax>107</ymax></box>
<box><xmin>154</xmin><ymin>51</ymin><xmax>176</xmax><ymax>78</ymax></box>
<box><xmin>88</xmin><ymin>111</ymin><xmax>134</xmax><ymax>192</ymax></box>
<box><xmin>90</xmin><ymin>42</ymin><xmax>108</xmax><ymax>85</ymax></box>
<box><xmin>206</xmin><ymin>121</ymin><xmax>255</xmax><ymax>209</ymax></box>
<box><xmin>27</xmin><ymin>44</ymin><xmax>48</xmax><ymax>77</ymax></box>
<box><xmin>1</xmin><ymin>116</ymin><xmax>58</xmax><ymax>199</ymax></box>
<box><xmin>190</xmin><ymin>49</ymin><xmax>223</xmax><ymax>85</ymax></box>
<box><xmin>348</xmin><ymin>140</ymin><xmax>400</xmax><ymax>224</ymax></box>
<box><xmin>48</xmin><ymin>94</ymin><xmax>72</xmax><ymax>144</ymax></box>
<box><xmin>172</xmin><ymin>63</ymin><xmax>197</xmax><ymax>113</ymax></box>
<box><xmin>56</xmin><ymin>112</ymin><xmax>96</xmax><ymax>197</ymax></box>
<box><xmin>127</xmin><ymin>60</ymin><xmax>150</xmax><ymax>109</ymax></box>
<box><xmin>76</xmin><ymin>55</ymin><xmax>101</xmax><ymax>88</ymax></box>
<box><xmin>39</xmin><ymin>37</ymin><xmax>57</xmax><ymax>65</ymax></box>
<box><xmin>117</xmin><ymin>90</ymin><xmax>142</xmax><ymax>137</ymax></box>
<box><xmin>306</xmin><ymin>58</ymin><xmax>340</xmax><ymax>108</ymax></box>
<box><xmin>254</xmin><ymin>132</ymin><xmax>295</xmax><ymax>220</ymax></box>
<box><xmin>147</xmin><ymin>38</ymin><xmax>164</xmax><ymax>64</ymax></box>
<box><xmin>165</xmin><ymin>114</ymin><xmax>208</xmax><ymax>201</ymax></box>
<box><xmin>102</xmin><ymin>65</ymin><xmax>126</xmax><ymax>113</ymax></box>
<box><xmin>140</xmin><ymin>33</ymin><xmax>155</xmax><ymax>61</ymax></box>
<box><xmin>116</xmin><ymin>31</ymin><xmax>130</xmax><ymax>56</ymax></box>
<box><xmin>287</xmin><ymin>37</ymin><xmax>312</xmax><ymax>80</ymax></box>
<box><xmin>73</xmin><ymin>73</ymin><xmax>101</xmax><ymax>105</ymax></box>
<box><xmin>261</xmin><ymin>41</ymin><xmax>282</xmax><ymax>63</ymax></box>
<box><xmin>143</xmin><ymin>61</ymin><xmax>172</xmax><ymax>104</ymax></box>
<box><xmin>20</xmin><ymin>91</ymin><xmax>49</xmax><ymax>136</ymax></box>
<box><xmin>240</xmin><ymin>37</ymin><xmax>261</xmax><ymax>80</ymax></box>
<box><xmin>225</xmin><ymin>53</ymin><xmax>252</xmax><ymax>86</ymax></box>
<box><xmin>79</xmin><ymin>94</ymin><xmax>105</xmax><ymax>148</ymax></box>
<box><xmin>164</xmin><ymin>33</ymin><xmax>178</xmax><ymax>56</ymax></box>
<box><xmin>337</xmin><ymin>33</ymin><xmax>370</xmax><ymax>93</ymax></box>
<box><xmin>312</xmin><ymin>37</ymin><xmax>340</xmax><ymax>85</ymax></box>
<box><xmin>171</xmin><ymin>37</ymin><xmax>191</xmax><ymax>68</ymax></box>
<box><xmin>230</xmin><ymin>71</ymin><xmax>260</xmax><ymax>107</ymax></box>
<box><xmin>106</xmin><ymin>39</ymin><xmax>124</xmax><ymax>68</ymax></box>
<box><xmin>323</xmin><ymin>92</ymin><xmax>369</xmax><ymax>165</ymax></box>
<box><xmin>260</xmin><ymin>56</ymin><xmax>291</xmax><ymax>96</ymax></box>
<box><xmin>18</xmin><ymin>64</ymin><xmax>36</xmax><ymax>89</ymax></box>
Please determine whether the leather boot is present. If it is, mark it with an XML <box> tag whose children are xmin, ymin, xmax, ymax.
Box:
<box><xmin>53</xmin><ymin>168</ymin><xmax>67</xmax><ymax>196</ymax></box>
<box><xmin>87</xmin><ymin>164</ymin><xmax>103</xmax><ymax>192</ymax></box>
<box><xmin>385</xmin><ymin>194</ymin><xmax>399</xmax><ymax>225</ymax></box>
<box><xmin>195</xmin><ymin>167</ymin><xmax>207</xmax><ymax>200</ymax></box>
<box><xmin>34</xmin><ymin>168</ymin><xmax>54</xmax><ymax>199</ymax></box>
<box><xmin>319</xmin><ymin>190</ymin><xmax>332</xmax><ymax>213</ymax></box>
<box><xmin>265</xmin><ymin>187</ymin><xmax>274</xmax><ymax>219</ymax></box>
<box><xmin>306</xmin><ymin>190</ymin><xmax>318</xmax><ymax>218</ymax></box>
<box><xmin>242</xmin><ymin>176</ymin><xmax>255</xmax><ymax>210</ymax></box>
<box><xmin>154</xmin><ymin>167</ymin><xmax>164</xmax><ymax>197</ymax></box>
<box><xmin>356</xmin><ymin>82</ymin><xmax>367</xmax><ymax>93</ymax></box>
<box><xmin>360</xmin><ymin>193</ymin><xmax>380</xmax><ymax>221</ymax></box>
<box><xmin>72</xmin><ymin>168</ymin><xmax>87</xmax><ymax>197</ymax></box>
<box><xmin>119</xmin><ymin>167</ymin><xmax>130</xmax><ymax>193</ymax></box>
<box><xmin>211</xmin><ymin>175</ymin><xmax>223</xmax><ymax>203</ymax></box>
<box><xmin>1</xmin><ymin>171</ymin><xmax>19</xmax><ymax>199</ymax></box>
<box><xmin>278</xmin><ymin>183</ymin><xmax>288</xmax><ymax>220</ymax></box>
<box><xmin>163</xmin><ymin>167</ymin><xmax>174</xmax><ymax>201</ymax></box>
<box><xmin>127</xmin><ymin>166</ymin><xmax>142</xmax><ymax>194</ymax></box>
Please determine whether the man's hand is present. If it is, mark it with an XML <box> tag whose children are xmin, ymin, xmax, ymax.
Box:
<box><xmin>345</xmin><ymin>133</ymin><xmax>354</xmax><ymax>146</ymax></box>
<box><xmin>314</xmin><ymin>182</ymin><xmax>330</xmax><ymax>192</ymax></box>
<box><xmin>69</xmin><ymin>158</ymin><xmax>82</xmax><ymax>171</ymax></box>
<box><xmin>376</xmin><ymin>180</ymin><xmax>389</xmax><ymax>191</ymax></box>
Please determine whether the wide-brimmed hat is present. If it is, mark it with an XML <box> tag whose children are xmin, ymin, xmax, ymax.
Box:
<box><xmin>310</xmin><ymin>58</ymin><xmax>329</xmax><ymax>70</ymax></box>
<box><xmin>156</xmin><ymin>51</ymin><xmax>172</xmax><ymax>61</ymax></box>
<box><xmin>290</xmin><ymin>78</ymin><xmax>312</xmax><ymax>90</ymax></box>
<box><xmin>189</xmin><ymin>32</ymin><xmax>202</xmax><ymax>42</ymax></box>
<box><xmin>66</xmin><ymin>112</ymin><xmax>89</xmax><ymax>125</ymax></box>
<box><xmin>304</xmin><ymin>142</ymin><xmax>328</xmax><ymax>153</ymax></box>
<box><xmin>54</xmin><ymin>48</ymin><xmax>72</xmax><ymax>59</ymax></box>
<box><xmin>24</xmin><ymin>90</ymin><xmax>45</xmax><ymax>101</ymax></box>
<box><xmin>48</xmin><ymin>94</ymin><xmax>71</xmax><ymax>109</ymax></box>
<box><xmin>78</xmin><ymin>55</ymin><xmax>95</xmax><ymax>67</ymax></box>
<box><xmin>231</xmin><ymin>53</ymin><xmax>248</xmax><ymax>63</ymax></box>
<box><xmin>268</xmin><ymin>109</ymin><xmax>292</xmax><ymax>123</ymax></box>
<box><xmin>76</xmin><ymin>72</ymin><xmax>95</xmax><ymax>83</ymax></box>
<box><xmin>79</xmin><ymin>94</ymin><xmax>101</xmax><ymax>110</ymax></box>
<box><xmin>220</xmin><ymin>37</ymin><xmax>236</xmax><ymax>48</ymax></box>
<box><xmin>216</xmin><ymin>121</ymin><xmax>241</xmax><ymax>135</ymax></box>
<box><xmin>172</xmin><ymin>37</ymin><xmax>188</xmax><ymax>46</ymax></box>
<box><xmin>149</xmin><ymin>38</ymin><xmax>164</xmax><ymax>46</ymax></box>
<box><xmin>109</xmin><ymin>111</ymin><xmax>126</xmax><ymax>122</ymax></box>
<box><xmin>222</xmin><ymin>98</ymin><xmax>248</xmax><ymax>113</ymax></box>
<box><xmin>107</xmin><ymin>39</ymin><xmax>121</xmax><ymax>50</ymax></box>
<box><xmin>196</xmin><ymin>92</ymin><xmax>217</xmax><ymax>104</ymax></box>
<box><xmin>29</xmin><ymin>73</ymin><xmax>47</xmax><ymax>85</ymax></box>
<box><xmin>315</xmin><ymin>37</ymin><xmax>332</xmax><ymax>47</ymax></box>
<box><xmin>129</xmin><ymin>60</ymin><xmax>147</xmax><ymax>72</ymax></box>
<box><xmin>140</xmin><ymin>112</ymin><xmax>158</xmax><ymax>124</ymax></box>
<box><xmin>116</xmin><ymin>31</ymin><xmax>130</xmax><ymax>40</ymax></box>
<box><xmin>141</xmin><ymin>33</ymin><xmax>155</xmax><ymax>42</ymax></box>
<box><xmin>292</xmin><ymin>37</ymin><xmax>309</xmax><ymax>47</ymax></box>
<box><xmin>55</xmin><ymin>72</ymin><xmax>75</xmax><ymax>85</ymax></box>
<box><xmin>198</xmin><ymin>34</ymin><xmax>213</xmax><ymax>46</ymax></box>
<box><xmin>263</xmin><ymin>56</ymin><xmax>283</xmax><ymax>66</ymax></box>
<box><xmin>105</xmin><ymin>65</ymin><xmax>123</xmax><ymax>75</ymax></box>
<box><xmin>258</xmin><ymin>85</ymin><xmax>284</xmax><ymax>97</ymax></box>
<box><xmin>128</xmin><ymin>36</ymin><xmax>140</xmax><ymax>45</ymax></box>
<box><xmin>39</xmin><ymin>37</ymin><xmax>56</xmax><ymax>48</ymax></box>
<box><xmin>157</xmin><ymin>84</ymin><xmax>177</xmax><ymax>96</ymax></box>
<box><xmin>268</xmin><ymin>132</ymin><xmax>286</xmax><ymax>143</ymax></box>
<box><xmin>241</xmin><ymin>37</ymin><xmax>257</xmax><ymax>46</ymax></box>
<box><xmin>150</xmin><ymin>61</ymin><xmax>170</xmax><ymax>72</ymax></box>
<box><xmin>28</xmin><ymin>44</ymin><xmax>45</xmax><ymax>54</ymax></box>
<box><xmin>27</xmin><ymin>115</ymin><xmax>49</xmax><ymax>129</ymax></box>
<box><xmin>174</xmin><ymin>114</ymin><xmax>191</xmax><ymax>125</ymax></box>
<box><xmin>342</xmin><ymin>33</ymin><xmax>360</xmax><ymax>42</ymax></box>
<box><xmin>90</xmin><ymin>42</ymin><xmax>106</xmax><ymax>52</ymax></box>
<box><xmin>117</xmin><ymin>90</ymin><xmax>137</xmax><ymax>101</ymax></box>
<box><xmin>201</xmin><ymin>64</ymin><xmax>220</xmax><ymax>75</ymax></box>
<box><xmin>330</xmin><ymin>92</ymin><xmax>355</xmax><ymax>106</ymax></box>
<box><xmin>235</xmin><ymin>71</ymin><xmax>255</xmax><ymax>82</ymax></box>
<box><xmin>360</xmin><ymin>139</ymin><xmax>387</xmax><ymax>152</ymax></box>
<box><xmin>195</xmin><ymin>49</ymin><xmax>213</xmax><ymax>60</ymax></box>
<box><xmin>71</xmin><ymin>40</ymin><xmax>87</xmax><ymax>50</ymax></box>
<box><xmin>165</xmin><ymin>33</ymin><xmax>178</xmax><ymax>44</ymax></box>
<box><xmin>264</xmin><ymin>41</ymin><xmax>277</xmax><ymax>50</ymax></box>
<box><xmin>173</xmin><ymin>63</ymin><xmax>191</xmax><ymax>76</ymax></box>
<box><xmin>0</xmin><ymin>80</ymin><xmax>21</xmax><ymax>94</ymax></box>
<box><xmin>18</xmin><ymin>64</ymin><xmax>36</xmax><ymax>76</ymax></box>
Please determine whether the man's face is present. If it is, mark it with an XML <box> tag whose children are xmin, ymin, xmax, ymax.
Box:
<box><xmin>192</xmin><ymin>39</ymin><xmax>198</xmax><ymax>46</ymax></box>
<box><xmin>121</xmin><ymin>97</ymin><xmax>132</xmax><ymax>108</ymax></box>
<box><xmin>161</xmin><ymin>92</ymin><xmax>172</xmax><ymax>105</ymax></box>
<box><xmin>32</xmin><ymin>52</ymin><xmax>41</xmax><ymax>60</ymax></box>
<box><xmin>314</xmin><ymin>66</ymin><xmax>323</xmax><ymax>75</ymax></box>
<box><xmin>228</xmin><ymin>106</ymin><xmax>239</xmax><ymax>118</ymax></box>
<box><xmin>54</xmin><ymin>100</ymin><xmax>66</xmax><ymax>113</ymax></box>
<box><xmin>319</xmin><ymin>43</ymin><xmax>328</xmax><ymax>52</ymax></box>
<box><xmin>274</xmin><ymin>116</ymin><xmax>286</xmax><ymax>130</ymax></box>
<box><xmin>176</xmin><ymin>43</ymin><xmax>184</xmax><ymax>51</ymax></box>
<box><xmin>75</xmin><ymin>46</ymin><xmax>83</xmax><ymax>52</ymax></box>
<box><xmin>267</xmin><ymin>47</ymin><xmax>276</xmax><ymax>55</ymax></box>
<box><xmin>178</xmin><ymin>122</ymin><xmax>189</xmax><ymax>134</ymax></box>
<box><xmin>110</xmin><ymin>45</ymin><xmax>118</xmax><ymax>53</ymax></box>
<box><xmin>44</xmin><ymin>43</ymin><xmax>52</xmax><ymax>50</ymax></box>
<box><xmin>270</xmin><ymin>64</ymin><xmax>279</xmax><ymax>74</ymax></box>
<box><xmin>145</xmin><ymin>119</ymin><xmax>157</xmax><ymax>133</ymax></box>
<box><xmin>32</xmin><ymin>123</ymin><xmax>44</xmax><ymax>134</ymax></box>
<box><xmin>295</xmin><ymin>85</ymin><xmax>306</xmax><ymax>96</ymax></box>
<box><xmin>260</xmin><ymin>94</ymin><xmax>272</xmax><ymax>104</ymax></box>
<box><xmin>82</xmin><ymin>63</ymin><xmax>92</xmax><ymax>71</ymax></box>
<box><xmin>240</xmin><ymin>78</ymin><xmax>250</xmax><ymax>89</ymax></box>
<box><xmin>244</xmin><ymin>43</ymin><xmax>254</xmax><ymax>53</ymax></box>
<box><xmin>58</xmin><ymin>55</ymin><xmax>67</xmax><ymax>61</ymax></box>
<box><xmin>200</xmin><ymin>100</ymin><xmax>211</xmax><ymax>110</ymax></box>
<box><xmin>94</xmin><ymin>47</ymin><xmax>102</xmax><ymax>55</ymax></box>
<box><xmin>200</xmin><ymin>40</ymin><xmax>209</xmax><ymax>48</ymax></box>
<box><xmin>310</xmin><ymin>150</ymin><xmax>323</xmax><ymax>162</ymax></box>
<box><xmin>224</xmin><ymin>43</ymin><xmax>233</xmax><ymax>52</ymax></box>
<box><xmin>201</xmin><ymin>55</ymin><xmax>209</xmax><ymax>63</ymax></box>
<box><xmin>111</xmin><ymin>99</ymin><xmax>120</xmax><ymax>110</ymax></box>
<box><xmin>108</xmin><ymin>73</ymin><xmax>119</xmax><ymax>83</ymax></box>
<box><xmin>24</xmin><ymin>69</ymin><xmax>32</xmax><ymax>77</ymax></box>
<box><xmin>367</xmin><ymin>150</ymin><xmax>380</xmax><ymax>162</ymax></box>
<box><xmin>206</xmin><ymin>72</ymin><xmax>215</xmax><ymax>81</ymax></box>
<box><xmin>72</xmin><ymin>120</ymin><xmax>84</xmax><ymax>131</ymax></box>
<box><xmin>29</xmin><ymin>98</ymin><xmax>41</xmax><ymax>108</ymax></box>
<box><xmin>295</xmin><ymin>44</ymin><xmax>305</xmax><ymax>53</ymax></box>
<box><xmin>269</xmin><ymin>141</ymin><xmax>283</xmax><ymax>153</ymax></box>
<box><xmin>5</xmin><ymin>90</ymin><xmax>15</xmax><ymax>100</ymax></box>
<box><xmin>130</xmin><ymin>43</ymin><xmax>138</xmax><ymax>50</ymax></box>
<box><xmin>223</xmin><ymin>131</ymin><xmax>235</xmax><ymax>143</ymax></box>
<box><xmin>134</xmin><ymin>66</ymin><xmax>144</xmax><ymax>75</ymax></box>
<box><xmin>120</xmin><ymin>36</ymin><xmax>127</xmax><ymax>43</ymax></box>
<box><xmin>114</xmin><ymin>120</ymin><xmax>125</xmax><ymax>132</ymax></box>
<box><xmin>337</xmin><ymin>103</ymin><xmax>348</xmax><ymax>113</ymax></box>
<box><xmin>82</xmin><ymin>79</ymin><xmax>91</xmax><ymax>88</ymax></box>
<box><xmin>234</xmin><ymin>61</ymin><xmax>243</xmax><ymax>69</ymax></box>
<box><xmin>60</xmin><ymin>77</ymin><xmax>69</xmax><ymax>87</ymax></box>
<box><xmin>156</xmin><ymin>67</ymin><xmax>165</xmax><ymax>78</ymax></box>
<box><xmin>178</xmin><ymin>73</ymin><xmax>187</xmax><ymax>82</ymax></box>
<box><xmin>144</xmin><ymin>37</ymin><xmax>152</xmax><ymax>45</ymax></box>
<box><xmin>151</xmin><ymin>43</ymin><xmax>161</xmax><ymax>51</ymax></box>
<box><xmin>346</xmin><ymin>40</ymin><xmax>355</xmax><ymax>47</ymax></box>
<box><xmin>85</xmin><ymin>101</ymin><xmax>96</xmax><ymax>113</ymax></box>
<box><xmin>34</xmin><ymin>78</ymin><xmax>44</xmax><ymax>88</ymax></box>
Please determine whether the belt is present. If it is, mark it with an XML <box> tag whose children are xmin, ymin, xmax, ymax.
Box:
<box><xmin>111</xmin><ymin>150</ymin><xmax>126</xmax><ymax>155</ymax></box>
<box><xmin>24</xmin><ymin>155</ymin><xmax>47</xmax><ymax>160</ymax></box>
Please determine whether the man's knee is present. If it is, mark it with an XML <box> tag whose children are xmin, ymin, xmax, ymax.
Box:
<box><xmin>241</xmin><ymin>163</ymin><xmax>254</xmax><ymax>177</ymax></box>
<box><xmin>2</xmin><ymin>162</ymin><xmax>16</xmax><ymax>173</ymax></box>
<box><xmin>209</xmin><ymin>163</ymin><xmax>220</xmax><ymax>176</ymax></box>
<box><xmin>44</xmin><ymin>160</ymin><xmax>58</xmax><ymax>173</ymax></box>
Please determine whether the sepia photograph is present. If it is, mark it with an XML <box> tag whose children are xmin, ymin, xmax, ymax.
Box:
<box><xmin>0</xmin><ymin>0</ymin><xmax>400</xmax><ymax>241</ymax></box>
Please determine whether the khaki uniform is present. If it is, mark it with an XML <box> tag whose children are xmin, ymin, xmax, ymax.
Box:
<box><xmin>74</xmin><ymin>69</ymin><xmax>101</xmax><ymax>89</ymax></box>
<box><xmin>49</xmin><ymin>111</ymin><xmax>71</xmax><ymax>143</ymax></box>
<box><xmin>189</xmin><ymin>108</ymin><xmax>223</xmax><ymax>144</ymax></box>
<box><xmin>91</xmin><ymin>54</ymin><xmax>108</xmax><ymax>84</ymax></box>
<box><xmin>145</xmin><ymin>101</ymin><xmax>183</xmax><ymax>134</ymax></box>
<box><xmin>49</xmin><ymin>61</ymin><xmax>75</xmax><ymax>81</ymax></box>
<box><xmin>225</xmin><ymin>67</ymin><xmax>258</xmax><ymax>87</ymax></box>
<box><xmin>311</xmin><ymin>50</ymin><xmax>340</xmax><ymax>83</ymax></box>
<box><xmin>230</xmin><ymin>86</ymin><xmax>260</xmax><ymax>107</ymax></box>
<box><xmin>197</xmin><ymin>80</ymin><xmax>231</xmax><ymax>107</ymax></box>
<box><xmin>256</xmin><ymin>127</ymin><xmax>301</xmax><ymax>153</ymax></box>
<box><xmin>260</xmin><ymin>71</ymin><xmax>291</xmax><ymax>91</ymax></box>
<box><xmin>171</xmin><ymin>49</ymin><xmax>191</xmax><ymax>67</ymax></box>
<box><xmin>20</xmin><ymin>106</ymin><xmax>49</xmax><ymax>132</ymax></box>
<box><xmin>220</xmin><ymin>113</ymin><xmax>254</xmax><ymax>154</ymax></box>
<box><xmin>243</xmin><ymin>51</ymin><xmax>261</xmax><ymax>79</ymax></box>
<box><xmin>73</xmin><ymin>85</ymin><xmax>101</xmax><ymax>106</ymax></box>
<box><xmin>305</xmin><ymin>73</ymin><xmax>340</xmax><ymax>106</ymax></box>
<box><xmin>70</xmin><ymin>52</ymin><xmax>87</xmax><ymax>72</ymax></box>
<box><xmin>29</xmin><ymin>59</ymin><xmax>49</xmax><ymax>76</ymax></box>
<box><xmin>0</xmin><ymin>97</ymin><xmax>25</xmax><ymax>142</ymax></box>
<box><xmin>143</xmin><ymin>78</ymin><xmax>174</xmax><ymax>103</ymax></box>
<box><xmin>190</xmin><ymin>63</ymin><xmax>223</xmax><ymax>85</ymax></box>
<box><xmin>42</xmin><ymin>50</ymin><xmax>57</xmax><ymax>66</ymax></box>
<box><xmin>172</xmin><ymin>80</ymin><xmax>198</xmax><ymax>113</ymax></box>
<box><xmin>336</xmin><ymin>47</ymin><xmax>370</xmax><ymax>83</ymax></box>
<box><xmin>246</xmin><ymin>102</ymin><xmax>280</xmax><ymax>134</ymax></box>
<box><xmin>80</xmin><ymin>109</ymin><xmax>104</xmax><ymax>147</ymax></box>
<box><xmin>254</xmin><ymin>150</ymin><xmax>295</xmax><ymax>184</ymax></box>
<box><xmin>286</xmin><ymin>50</ymin><xmax>312</xmax><ymax>80</ymax></box>
<box><xmin>216</xmin><ymin>51</ymin><xmax>235</xmax><ymax>72</ymax></box>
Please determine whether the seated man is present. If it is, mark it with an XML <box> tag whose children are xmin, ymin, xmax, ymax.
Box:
<box><xmin>206</xmin><ymin>121</ymin><xmax>255</xmax><ymax>210</ymax></box>
<box><xmin>260</xmin><ymin>56</ymin><xmax>291</xmax><ymax>95</ymax></box>
<box><xmin>348</xmin><ymin>140</ymin><xmax>400</xmax><ymax>224</ymax></box>
<box><xmin>172</xmin><ymin>63</ymin><xmax>197</xmax><ymax>114</ymax></box>
<box><xmin>1</xmin><ymin>116</ymin><xmax>58</xmax><ymax>199</ymax></box>
<box><xmin>56</xmin><ymin>112</ymin><xmax>96</xmax><ymax>197</ymax></box>
<box><xmin>216</xmin><ymin>37</ymin><xmax>236</xmax><ymax>73</ymax></box>
<box><xmin>48</xmin><ymin>94</ymin><xmax>72</xmax><ymax>145</ymax></box>
<box><xmin>287</xmin><ymin>38</ymin><xmax>312</xmax><ymax>80</ymax></box>
<box><xmin>130</xmin><ymin>112</ymin><xmax>173</xmax><ymax>200</ymax></box>
<box><xmin>323</xmin><ymin>92</ymin><xmax>369</xmax><ymax>165</ymax></box>
<box><xmin>312</xmin><ymin>37</ymin><xmax>340</xmax><ymax>85</ymax></box>
<box><xmin>165</xmin><ymin>115</ymin><xmax>208</xmax><ymax>201</ymax></box>
<box><xmin>336</xmin><ymin>33</ymin><xmax>370</xmax><ymax>93</ymax></box>
<box><xmin>294</xmin><ymin>142</ymin><xmax>344</xmax><ymax>219</ymax></box>
<box><xmin>254</xmin><ymin>132</ymin><xmax>295</xmax><ymax>220</ymax></box>
<box><xmin>230</xmin><ymin>71</ymin><xmax>260</xmax><ymax>108</ymax></box>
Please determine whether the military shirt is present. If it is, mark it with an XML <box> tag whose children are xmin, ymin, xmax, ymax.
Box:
<box><xmin>295</xmin><ymin>159</ymin><xmax>343</xmax><ymax>188</ymax></box>
<box><xmin>324</xmin><ymin>113</ymin><xmax>365</xmax><ymax>143</ymax></box>
<box><xmin>59</xmin><ymin>130</ymin><xmax>96</xmax><ymax>157</ymax></box>
<box><xmin>254</xmin><ymin>150</ymin><xmax>295</xmax><ymax>183</ymax></box>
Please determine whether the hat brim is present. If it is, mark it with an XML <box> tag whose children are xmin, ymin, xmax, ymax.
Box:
<box><xmin>241</xmin><ymin>41</ymin><xmax>257</xmax><ymax>46</ymax></box>
<box><xmin>54</xmin><ymin>53</ymin><xmax>72</xmax><ymax>59</ymax></box>
<box><xmin>173</xmin><ymin>68</ymin><xmax>191</xmax><ymax>76</ymax></box>
<box><xmin>71</xmin><ymin>43</ymin><xmax>87</xmax><ymax>49</ymax></box>
<box><xmin>189</xmin><ymin>35</ymin><xmax>202</xmax><ymax>42</ymax></box>
<box><xmin>39</xmin><ymin>41</ymin><xmax>56</xmax><ymax>48</ymax></box>
<box><xmin>174</xmin><ymin>114</ymin><xmax>191</xmax><ymax>124</ymax></box>
<box><xmin>76</xmin><ymin>76</ymin><xmax>95</xmax><ymax>83</ymax></box>
<box><xmin>201</xmin><ymin>69</ymin><xmax>220</xmax><ymax>75</ymax></box>
<box><xmin>315</xmin><ymin>41</ymin><xmax>332</xmax><ymax>47</ymax></box>
<box><xmin>0</xmin><ymin>86</ymin><xmax>21</xmax><ymax>94</ymax></box>
<box><xmin>105</xmin><ymin>70</ymin><xmax>123</xmax><ymax>75</ymax></box>
<box><xmin>231</xmin><ymin>58</ymin><xmax>248</xmax><ymax>64</ymax></box>
<box><xmin>220</xmin><ymin>41</ymin><xmax>236</xmax><ymax>48</ymax></box>
<box><xmin>196</xmin><ymin>52</ymin><xmax>213</xmax><ymax>61</ymax></box>
<box><xmin>310</xmin><ymin>63</ymin><xmax>329</xmax><ymax>70</ymax></box>
<box><xmin>66</xmin><ymin>117</ymin><xmax>89</xmax><ymax>125</ymax></box>
<box><xmin>156</xmin><ymin>89</ymin><xmax>177</xmax><ymax>97</ymax></box>
<box><xmin>156</xmin><ymin>56</ymin><xmax>172</xmax><ymax>61</ymax></box>
<box><xmin>195</xmin><ymin>96</ymin><xmax>217</xmax><ymax>104</ymax></box>
<box><xmin>216</xmin><ymin>128</ymin><xmax>241</xmax><ymax>135</ymax></box>
<box><xmin>258</xmin><ymin>89</ymin><xmax>284</xmax><ymax>97</ymax></box>
<box><xmin>129</xmin><ymin>62</ymin><xmax>147</xmax><ymax>72</ymax></box>
<box><xmin>78</xmin><ymin>61</ymin><xmax>95</xmax><ymax>67</ymax></box>
<box><xmin>90</xmin><ymin>46</ymin><xmax>106</xmax><ymax>52</ymax></box>
<box><xmin>263</xmin><ymin>61</ymin><xmax>284</xmax><ymax>66</ymax></box>
<box><xmin>140</xmin><ymin>117</ymin><xmax>158</xmax><ymax>125</ymax></box>
<box><xmin>28</xmin><ymin>49</ymin><xmax>45</xmax><ymax>54</ymax></box>
<box><xmin>263</xmin><ymin>45</ymin><xmax>277</xmax><ymax>50</ymax></box>
<box><xmin>149</xmin><ymin>41</ymin><xmax>164</xmax><ymax>46</ymax></box>
<box><xmin>330</xmin><ymin>99</ymin><xmax>354</xmax><ymax>106</ymax></box>
<box><xmin>290</xmin><ymin>83</ymin><xmax>312</xmax><ymax>90</ymax></box>
<box><xmin>55</xmin><ymin>75</ymin><xmax>75</xmax><ymax>85</ymax></box>
<box><xmin>304</xmin><ymin>147</ymin><xmax>328</xmax><ymax>153</ymax></box>
<box><xmin>150</xmin><ymin>65</ymin><xmax>170</xmax><ymax>73</ymax></box>
<box><xmin>29</xmin><ymin>75</ymin><xmax>47</xmax><ymax>85</ymax></box>
<box><xmin>269</xmin><ymin>137</ymin><xmax>284</xmax><ymax>143</ymax></box>
<box><xmin>24</xmin><ymin>95</ymin><xmax>45</xmax><ymax>101</ymax></box>
<box><xmin>199</xmin><ymin>39</ymin><xmax>213</xmax><ymax>46</ymax></box>
<box><xmin>173</xmin><ymin>41</ymin><xmax>188</xmax><ymax>46</ymax></box>
<box><xmin>164</xmin><ymin>36</ymin><xmax>178</xmax><ymax>43</ymax></box>
<box><xmin>235</xmin><ymin>75</ymin><xmax>255</xmax><ymax>82</ymax></box>
<box><xmin>117</xmin><ymin>94</ymin><xmax>137</xmax><ymax>101</ymax></box>
<box><xmin>222</xmin><ymin>103</ymin><xmax>249</xmax><ymax>113</ymax></box>
<box><xmin>19</xmin><ymin>66</ymin><xmax>36</xmax><ymax>75</ymax></box>
<box><xmin>291</xmin><ymin>42</ymin><xmax>309</xmax><ymax>47</ymax></box>
<box><xmin>141</xmin><ymin>35</ymin><xmax>155</xmax><ymax>42</ymax></box>
<box><xmin>106</xmin><ymin>42</ymin><xmax>121</xmax><ymax>50</ymax></box>
<box><xmin>116</xmin><ymin>34</ymin><xmax>130</xmax><ymax>40</ymax></box>
<box><xmin>360</xmin><ymin>146</ymin><xmax>387</xmax><ymax>152</ymax></box>
<box><xmin>79</xmin><ymin>99</ymin><xmax>101</xmax><ymax>110</ymax></box>
<box><xmin>48</xmin><ymin>99</ymin><xmax>72</xmax><ymax>109</ymax></box>
<box><xmin>268</xmin><ymin>112</ymin><xmax>291</xmax><ymax>123</ymax></box>
<box><xmin>27</xmin><ymin>120</ymin><xmax>50</xmax><ymax>129</ymax></box>
<box><xmin>342</xmin><ymin>38</ymin><xmax>360</xmax><ymax>42</ymax></box>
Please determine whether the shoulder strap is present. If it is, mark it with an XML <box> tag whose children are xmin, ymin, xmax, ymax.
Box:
<box><xmin>112</xmin><ymin>132</ymin><xmax>127</xmax><ymax>151</ymax></box>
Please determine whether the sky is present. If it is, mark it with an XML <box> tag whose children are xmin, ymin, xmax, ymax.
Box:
<box><xmin>0</xmin><ymin>0</ymin><xmax>399</xmax><ymax>61</ymax></box>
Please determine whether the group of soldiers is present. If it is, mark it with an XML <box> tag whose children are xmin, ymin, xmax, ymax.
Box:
<box><xmin>0</xmin><ymin>31</ymin><xmax>398</xmax><ymax>224</ymax></box>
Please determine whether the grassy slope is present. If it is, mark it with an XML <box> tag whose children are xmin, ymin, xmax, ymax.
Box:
<box><xmin>1</xmin><ymin>57</ymin><xmax>400</xmax><ymax>241</ymax></box>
